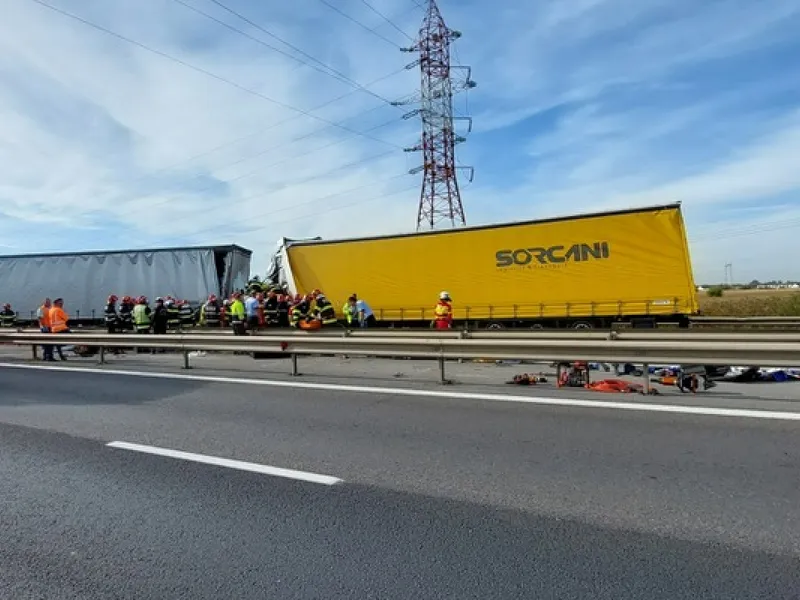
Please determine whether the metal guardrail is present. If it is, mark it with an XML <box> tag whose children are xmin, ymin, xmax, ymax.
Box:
<box><xmin>690</xmin><ymin>316</ymin><xmax>800</xmax><ymax>327</ymax></box>
<box><xmin>10</xmin><ymin>328</ymin><xmax>800</xmax><ymax>343</ymax></box>
<box><xmin>2</xmin><ymin>331</ymin><xmax>798</xmax><ymax>386</ymax></box>
<box><xmin>6</xmin><ymin>315</ymin><xmax>800</xmax><ymax>331</ymax></box>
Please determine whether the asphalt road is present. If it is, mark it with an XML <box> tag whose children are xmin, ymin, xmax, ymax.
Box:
<box><xmin>1</xmin><ymin>366</ymin><xmax>799</xmax><ymax>599</ymax></box>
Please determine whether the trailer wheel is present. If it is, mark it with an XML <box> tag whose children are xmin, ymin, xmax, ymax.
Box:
<box><xmin>572</xmin><ymin>321</ymin><xmax>594</xmax><ymax>330</ymax></box>
<box><xmin>486</xmin><ymin>322</ymin><xmax>505</xmax><ymax>330</ymax></box>
<box><xmin>530</xmin><ymin>323</ymin><xmax>544</xmax><ymax>330</ymax></box>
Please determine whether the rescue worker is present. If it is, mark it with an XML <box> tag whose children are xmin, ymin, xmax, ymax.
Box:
<box><xmin>351</xmin><ymin>294</ymin><xmax>376</xmax><ymax>328</ymax></box>
<box><xmin>256</xmin><ymin>293</ymin><xmax>266</xmax><ymax>328</ymax></box>
<box><xmin>104</xmin><ymin>295</ymin><xmax>119</xmax><ymax>333</ymax></box>
<box><xmin>179</xmin><ymin>299</ymin><xmax>195</xmax><ymax>329</ymax></box>
<box><xmin>151</xmin><ymin>297</ymin><xmax>168</xmax><ymax>336</ymax></box>
<box><xmin>220</xmin><ymin>298</ymin><xmax>230</xmax><ymax>328</ymax></box>
<box><xmin>313</xmin><ymin>293</ymin><xmax>337</xmax><ymax>326</ymax></box>
<box><xmin>133</xmin><ymin>296</ymin><xmax>152</xmax><ymax>353</ymax></box>
<box><xmin>200</xmin><ymin>295</ymin><xmax>220</xmax><ymax>328</ymax></box>
<box><xmin>0</xmin><ymin>303</ymin><xmax>16</xmax><ymax>328</ymax></box>
<box><xmin>264</xmin><ymin>291</ymin><xmax>279</xmax><ymax>326</ymax></box>
<box><xmin>244</xmin><ymin>291</ymin><xmax>260</xmax><ymax>332</ymax></box>
<box><xmin>290</xmin><ymin>295</ymin><xmax>312</xmax><ymax>328</ymax></box>
<box><xmin>276</xmin><ymin>294</ymin><xmax>290</xmax><ymax>327</ymax></box>
<box><xmin>309</xmin><ymin>289</ymin><xmax>322</xmax><ymax>315</ymax></box>
<box><xmin>433</xmin><ymin>291</ymin><xmax>453</xmax><ymax>329</ymax></box>
<box><xmin>229</xmin><ymin>293</ymin><xmax>246</xmax><ymax>336</ymax></box>
<box><xmin>37</xmin><ymin>298</ymin><xmax>54</xmax><ymax>361</ymax></box>
<box><xmin>166</xmin><ymin>299</ymin><xmax>181</xmax><ymax>332</ymax></box>
<box><xmin>119</xmin><ymin>296</ymin><xmax>134</xmax><ymax>331</ymax></box>
<box><xmin>247</xmin><ymin>277</ymin><xmax>264</xmax><ymax>296</ymax></box>
<box><xmin>342</xmin><ymin>296</ymin><xmax>358</xmax><ymax>328</ymax></box>
<box><xmin>48</xmin><ymin>298</ymin><xmax>69</xmax><ymax>360</ymax></box>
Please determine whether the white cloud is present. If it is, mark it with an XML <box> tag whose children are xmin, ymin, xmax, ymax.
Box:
<box><xmin>0</xmin><ymin>0</ymin><xmax>798</xmax><ymax>285</ymax></box>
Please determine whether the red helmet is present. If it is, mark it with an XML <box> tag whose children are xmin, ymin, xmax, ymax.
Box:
<box><xmin>122</xmin><ymin>295</ymin><xmax>131</xmax><ymax>304</ymax></box>
<box><xmin>108</xmin><ymin>294</ymin><xmax>118</xmax><ymax>303</ymax></box>
<box><xmin>208</xmin><ymin>294</ymin><xmax>217</xmax><ymax>302</ymax></box>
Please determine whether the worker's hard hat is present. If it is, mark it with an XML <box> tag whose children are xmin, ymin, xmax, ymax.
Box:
<box><xmin>108</xmin><ymin>295</ymin><xmax>118</xmax><ymax>303</ymax></box>
<box><xmin>439</xmin><ymin>291</ymin><xmax>451</xmax><ymax>300</ymax></box>
<box><xmin>208</xmin><ymin>294</ymin><xmax>217</xmax><ymax>302</ymax></box>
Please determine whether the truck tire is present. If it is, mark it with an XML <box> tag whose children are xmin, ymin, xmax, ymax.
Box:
<box><xmin>572</xmin><ymin>321</ymin><xmax>594</xmax><ymax>330</ymax></box>
<box><xmin>486</xmin><ymin>322</ymin><xmax>505</xmax><ymax>330</ymax></box>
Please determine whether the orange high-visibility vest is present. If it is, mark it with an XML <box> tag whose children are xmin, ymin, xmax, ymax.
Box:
<box><xmin>49</xmin><ymin>307</ymin><xmax>69</xmax><ymax>332</ymax></box>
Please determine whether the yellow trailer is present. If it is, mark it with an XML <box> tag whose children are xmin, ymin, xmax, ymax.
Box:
<box><xmin>271</xmin><ymin>203</ymin><xmax>699</xmax><ymax>328</ymax></box>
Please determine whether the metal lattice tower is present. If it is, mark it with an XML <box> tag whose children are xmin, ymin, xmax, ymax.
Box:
<box><xmin>395</xmin><ymin>0</ymin><xmax>476</xmax><ymax>230</ymax></box>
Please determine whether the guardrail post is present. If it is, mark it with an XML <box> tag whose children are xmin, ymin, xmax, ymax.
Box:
<box><xmin>183</xmin><ymin>350</ymin><xmax>191</xmax><ymax>370</ymax></box>
<box><xmin>99</xmin><ymin>346</ymin><xmax>105</xmax><ymax>365</ymax></box>
<box><xmin>438</xmin><ymin>355</ymin><xmax>451</xmax><ymax>385</ymax></box>
<box><xmin>291</xmin><ymin>353</ymin><xmax>299</xmax><ymax>376</ymax></box>
<box><xmin>643</xmin><ymin>363</ymin><xmax>650</xmax><ymax>394</ymax></box>
<box><xmin>31</xmin><ymin>344</ymin><xmax>37</xmax><ymax>360</ymax></box>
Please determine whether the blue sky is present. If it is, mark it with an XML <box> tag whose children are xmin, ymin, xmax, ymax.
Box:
<box><xmin>1</xmin><ymin>0</ymin><xmax>799</xmax><ymax>283</ymax></box>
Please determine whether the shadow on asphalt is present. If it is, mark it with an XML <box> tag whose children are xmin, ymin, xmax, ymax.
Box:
<box><xmin>1</xmin><ymin>421</ymin><xmax>798</xmax><ymax>600</ymax></box>
<box><xmin>0</xmin><ymin>366</ymin><xmax>208</xmax><ymax>407</ymax></box>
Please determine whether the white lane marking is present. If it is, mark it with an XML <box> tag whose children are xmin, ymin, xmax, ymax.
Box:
<box><xmin>1</xmin><ymin>362</ymin><xmax>800</xmax><ymax>422</ymax></box>
<box><xmin>107</xmin><ymin>441</ymin><xmax>342</xmax><ymax>485</ymax></box>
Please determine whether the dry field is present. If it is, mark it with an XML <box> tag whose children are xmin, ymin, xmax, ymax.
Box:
<box><xmin>699</xmin><ymin>288</ymin><xmax>800</xmax><ymax>316</ymax></box>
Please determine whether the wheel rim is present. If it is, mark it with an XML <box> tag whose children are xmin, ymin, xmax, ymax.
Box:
<box><xmin>487</xmin><ymin>323</ymin><xmax>504</xmax><ymax>330</ymax></box>
<box><xmin>573</xmin><ymin>321</ymin><xmax>593</xmax><ymax>330</ymax></box>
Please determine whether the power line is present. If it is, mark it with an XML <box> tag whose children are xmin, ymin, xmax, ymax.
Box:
<box><xmin>139</xmin><ymin>120</ymin><xmax>402</xmax><ymax>214</ymax></box>
<box><xmin>690</xmin><ymin>218</ymin><xmax>800</xmax><ymax>244</ymax></box>
<box><xmin>137</xmin><ymin>103</ymin><xmax>392</xmax><ymax>202</ymax></box>
<box><xmin>27</xmin><ymin>0</ymin><xmax>402</xmax><ymax>150</ymax></box>
<box><xmin>177</xmin><ymin>0</ymin><xmax>400</xmax><ymax>108</ymax></box>
<box><xmin>92</xmin><ymin>114</ymin><xmax>404</xmax><ymax>217</ymax></box>
<box><xmin>186</xmin><ymin>174</ymin><xmax>413</xmax><ymax>239</ymax></box>
<box><xmin>359</xmin><ymin>0</ymin><xmax>415</xmax><ymax>41</ymax></box>
<box><xmin>315</xmin><ymin>0</ymin><xmax>401</xmax><ymax>47</ymax></box>
<box><xmin>237</xmin><ymin>149</ymin><xmax>397</xmax><ymax>204</ymax></box>
<box><xmin>115</xmin><ymin>68</ymin><xmax>406</xmax><ymax>190</ymax></box>
<box><xmin>236</xmin><ymin>182</ymin><xmax>417</xmax><ymax>236</ymax></box>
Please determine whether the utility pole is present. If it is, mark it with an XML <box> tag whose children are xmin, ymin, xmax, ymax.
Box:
<box><xmin>394</xmin><ymin>0</ymin><xmax>476</xmax><ymax>230</ymax></box>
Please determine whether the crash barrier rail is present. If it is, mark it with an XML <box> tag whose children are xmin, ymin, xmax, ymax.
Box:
<box><xmin>11</xmin><ymin>327</ymin><xmax>800</xmax><ymax>344</ymax></box>
<box><xmin>6</xmin><ymin>314</ymin><xmax>800</xmax><ymax>331</ymax></box>
<box><xmin>2</xmin><ymin>331</ymin><xmax>799</xmax><ymax>388</ymax></box>
<box><xmin>689</xmin><ymin>316</ymin><xmax>800</xmax><ymax>327</ymax></box>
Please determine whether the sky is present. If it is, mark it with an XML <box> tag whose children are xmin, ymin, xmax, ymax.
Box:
<box><xmin>1</xmin><ymin>0</ymin><xmax>799</xmax><ymax>284</ymax></box>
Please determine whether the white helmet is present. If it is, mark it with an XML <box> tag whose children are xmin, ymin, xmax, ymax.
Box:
<box><xmin>439</xmin><ymin>291</ymin><xmax>451</xmax><ymax>300</ymax></box>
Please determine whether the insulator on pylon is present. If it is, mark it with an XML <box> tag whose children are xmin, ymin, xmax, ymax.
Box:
<box><xmin>397</xmin><ymin>0</ymin><xmax>475</xmax><ymax>231</ymax></box>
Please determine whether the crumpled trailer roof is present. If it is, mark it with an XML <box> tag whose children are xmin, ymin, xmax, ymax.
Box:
<box><xmin>0</xmin><ymin>244</ymin><xmax>251</xmax><ymax>321</ymax></box>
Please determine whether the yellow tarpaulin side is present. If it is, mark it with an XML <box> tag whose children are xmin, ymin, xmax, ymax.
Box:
<box><xmin>286</xmin><ymin>205</ymin><xmax>699</xmax><ymax>321</ymax></box>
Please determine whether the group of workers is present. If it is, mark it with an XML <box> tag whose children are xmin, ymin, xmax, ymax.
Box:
<box><xmin>103</xmin><ymin>295</ymin><xmax>194</xmax><ymax>336</ymax></box>
<box><xmin>199</xmin><ymin>289</ymin><xmax>377</xmax><ymax>333</ymax></box>
<box><xmin>1</xmin><ymin>288</ymin><xmax>454</xmax><ymax>339</ymax></box>
<box><xmin>100</xmin><ymin>288</ymin><xmax>453</xmax><ymax>334</ymax></box>
<box><xmin>97</xmin><ymin>289</ymin><xmax>377</xmax><ymax>337</ymax></box>
<box><xmin>29</xmin><ymin>298</ymin><xmax>72</xmax><ymax>361</ymax></box>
